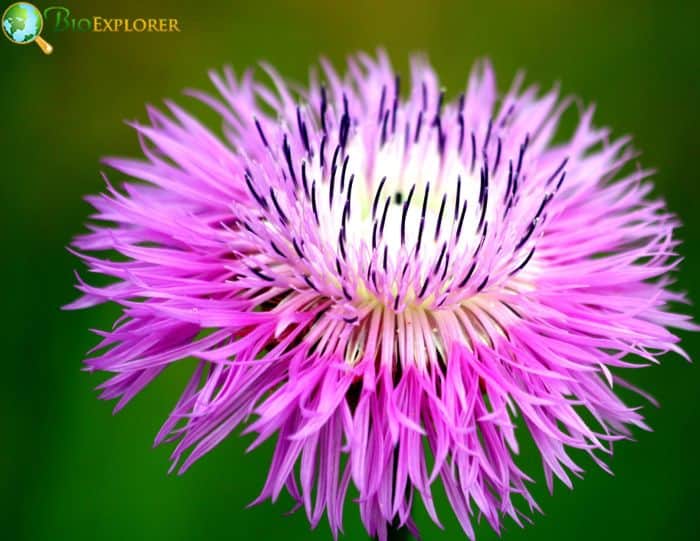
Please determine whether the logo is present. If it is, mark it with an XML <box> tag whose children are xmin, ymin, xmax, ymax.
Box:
<box><xmin>2</xmin><ymin>4</ymin><xmax>182</xmax><ymax>54</ymax></box>
<box><xmin>1</xmin><ymin>2</ymin><xmax>53</xmax><ymax>54</ymax></box>
<box><xmin>43</xmin><ymin>7</ymin><xmax>181</xmax><ymax>33</ymax></box>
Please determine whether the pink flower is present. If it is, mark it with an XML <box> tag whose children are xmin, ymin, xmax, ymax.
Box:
<box><xmin>68</xmin><ymin>52</ymin><xmax>695</xmax><ymax>540</ymax></box>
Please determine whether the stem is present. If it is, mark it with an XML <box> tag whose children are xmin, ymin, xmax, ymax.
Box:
<box><xmin>387</xmin><ymin>522</ymin><xmax>410</xmax><ymax>541</ymax></box>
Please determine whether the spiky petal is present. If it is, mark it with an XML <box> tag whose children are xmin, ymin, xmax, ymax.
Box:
<box><xmin>68</xmin><ymin>52</ymin><xmax>695</xmax><ymax>540</ymax></box>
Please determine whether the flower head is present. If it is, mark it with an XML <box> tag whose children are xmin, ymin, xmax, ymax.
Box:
<box><xmin>68</xmin><ymin>52</ymin><xmax>694</xmax><ymax>539</ymax></box>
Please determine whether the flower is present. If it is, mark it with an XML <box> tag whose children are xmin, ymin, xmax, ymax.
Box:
<box><xmin>68</xmin><ymin>51</ymin><xmax>694</xmax><ymax>540</ymax></box>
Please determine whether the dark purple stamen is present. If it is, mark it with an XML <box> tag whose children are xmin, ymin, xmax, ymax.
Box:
<box><xmin>476</xmin><ymin>275</ymin><xmax>489</xmax><ymax>292</ymax></box>
<box><xmin>345</xmin><ymin>175</ymin><xmax>355</xmax><ymax>219</ymax></box>
<box><xmin>434</xmin><ymin>193</ymin><xmax>446</xmax><ymax>240</ymax></box>
<box><xmin>377</xmin><ymin>84</ymin><xmax>387</xmax><ymax>123</ymax></box>
<box><xmin>270</xmin><ymin>241</ymin><xmax>285</xmax><ymax>258</ymax></box>
<box><xmin>418</xmin><ymin>275</ymin><xmax>431</xmax><ymax>298</ymax></box>
<box><xmin>470</xmin><ymin>132</ymin><xmax>477</xmax><ymax>173</ymax></box>
<box><xmin>319</xmin><ymin>85</ymin><xmax>328</xmax><ymax>133</ymax></box>
<box><xmin>282</xmin><ymin>136</ymin><xmax>297</xmax><ymax>187</ymax></box>
<box><xmin>340</xmin><ymin>155</ymin><xmax>349</xmax><ymax>192</ymax></box>
<box><xmin>515</xmin><ymin>222</ymin><xmax>535</xmax><ymax>251</ymax></box>
<box><xmin>458</xmin><ymin>261</ymin><xmax>477</xmax><ymax>287</ymax></box>
<box><xmin>341</xmin><ymin>199</ymin><xmax>350</xmax><ymax>232</ymax></box>
<box><xmin>493</xmin><ymin>137</ymin><xmax>502</xmax><ymax>174</ymax></box>
<box><xmin>434</xmin><ymin>115</ymin><xmax>446</xmax><ymax>156</ymax></box>
<box><xmin>456</xmin><ymin>200</ymin><xmax>468</xmax><ymax>238</ymax></box>
<box><xmin>244</xmin><ymin>172</ymin><xmax>268</xmax><ymax>210</ymax></box>
<box><xmin>457</xmin><ymin>114</ymin><xmax>465</xmax><ymax>152</ymax></box>
<box><xmin>433</xmin><ymin>241</ymin><xmax>447</xmax><ymax>274</ymax></box>
<box><xmin>510</xmin><ymin>246</ymin><xmax>535</xmax><ymax>275</ymax></box>
<box><xmin>513</xmin><ymin>133</ymin><xmax>530</xmax><ymax>191</ymax></box>
<box><xmin>269</xmin><ymin>188</ymin><xmax>289</xmax><ymax>225</ymax></box>
<box><xmin>330</xmin><ymin>144</ymin><xmax>340</xmax><ymax>175</ymax></box>
<box><xmin>319</xmin><ymin>135</ymin><xmax>327</xmax><ymax>168</ymax></box>
<box><xmin>474</xmin><ymin>222</ymin><xmax>488</xmax><ymax>256</ymax></box>
<box><xmin>379</xmin><ymin>196</ymin><xmax>390</xmax><ymax>235</ymax></box>
<box><xmin>400</xmin><ymin>184</ymin><xmax>416</xmax><ymax>245</ymax></box>
<box><xmin>478</xmin><ymin>165</ymin><xmax>489</xmax><ymax>232</ymax></box>
<box><xmin>311</xmin><ymin>181</ymin><xmax>319</xmax><ymax>224</ymax></box>
<box><xmin>416</xmin><ymin>182</ymin><xmax>430</xmax><ymax>253</ymax></box>
<box><xmin>504</xmin><ymin>160</ymin><xmax>514</xmax><ymax>204</ymax></box>
<box><xmin>416</xmin><ymin>219</ymin><xmax>425</xmax><ymax>255</ymax></box>
<box><xmin>482</xmin><ymin>118</ymin><xmax>493</xmax><ymax>155</ymax></box>
<box><xmin>380</xmin><ymin>110</ymin><xmax>390</xmax><ymax>147</ymax></box>
<box><xmin>292</xmin><ymin>237</ymin><xmax>304</xmax><ymax>259</ymax></box>
<box><xmin>301</xmin><ymin>161</ymin><xmax>310</xmax><ymax>199</ymax></box>
<box><xmin>533</xmin><ymin>193</ymin><xmax>553</xmax><ymax>223</ymax></box>
<box><xmin>440</xmin><ymin>253</ymin><xmax>450</xmax><ymax>281</ymax></box>
<box><xmin>329</xmin><ymin>146</ymin><xmax>340</xmax><ymax>207</ymax></box>
<box><xmin>546</xmin><ymin>157</ymin><xmax>569</xmax><ymax>187</ymax></box>
<box><xmin>339</xmin><ymin>94</ymin><xmax>350</xmax><ymax>148</ymax></box>
<box><xmin>414</xmin><ymin>111</ymin><xmax>423</xmax><ymax>143</ymax></box>
<box><xmin>303</xmin><ymin>274</ymin><xmax>318</xmax><ymax>291</ymax></box>
<box><xmin>254</xmin><ymin>117</ymin><xmax>269</xmax><ymax>148</ymax></box>
<box><xmin>555</xmin><ymin>171</ymin><xmax>566</xmax><ymax>191</ymax></box>
<box><xmin>297</xmin><ymin>107</ymin><xmax>311</xmax><ymax>155</ymax></box>
<box><xmin>372</xmin><ymin>177</ymin><xmax>387</xmax><ymax>219</ymax></box>
<box><xmin>454</xmin><ymin>176</ymin><xmax>462</xmax><ymax>221</ymax></box>
<box><xmin>477</xmin><ymin>193</ymin><xmax>488</xmax><ymax>232</ymax></box>
<box><xmin>435</xmin><ymin>90</ymin><xmax>445</xmax><ymax>118</ymax></box>
<box><xmin>250</xmin><ymin>266</ymin><xmax>274</xmax><ymax>282</ymax></box>
<box><xmin>500</xmin><ymin>103</ymin><xmax>515</xmax><ymax>128</ymax></box>
<box><xmin>341</xmin><ymin>201</ymin><xmax>350</xmax><ymax>234</ymax></box>
<box><xmin>479</xmin><ymin>163</ymin><xmax>489</xmax><ymax>206</ymax></box>
<box><xmin>338</xmin><ymin>229</ymin><xmax>347</xmax><ymax>259</ymax></box>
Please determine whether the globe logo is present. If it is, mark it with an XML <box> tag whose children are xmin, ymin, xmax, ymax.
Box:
<box><xmin>2</xmin><ymin>2</ymin><xmax>53</xmax><ymax>54</ymax></box>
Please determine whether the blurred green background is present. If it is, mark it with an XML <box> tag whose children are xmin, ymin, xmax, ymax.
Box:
<box><xmin>2</xmin><ymin>1</ymin><xmax>699</xmax><ymax>539</ymax></box>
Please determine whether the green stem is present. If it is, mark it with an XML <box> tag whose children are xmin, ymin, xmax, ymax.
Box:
<box><xmin>387</xmin><ymin>522</ymin><xmax>410</xmax><ymax>541</ymax></box>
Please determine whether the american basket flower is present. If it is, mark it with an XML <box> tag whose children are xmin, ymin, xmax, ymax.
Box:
<box><xmin>68</xmin><ymin>52</ymin><xmax>694</xmax><ymax>540</ymax></box>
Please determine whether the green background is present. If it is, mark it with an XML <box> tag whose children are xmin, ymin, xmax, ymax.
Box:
<box><xmin>2</xmin><ymin>1</ymin><xmax>699</xmax><ymax>539</ymax></box>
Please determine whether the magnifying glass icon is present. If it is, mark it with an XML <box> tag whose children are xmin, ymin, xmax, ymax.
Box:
<box><xmin>2</xmin><ymin>2</ymin><xmax>53</xmax><ymax>54</ymax></box>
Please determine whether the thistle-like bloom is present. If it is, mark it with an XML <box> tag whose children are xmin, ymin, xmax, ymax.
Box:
<box><xmin>68</xmin><ymin>52</ymin><xmax>694</xmax><ymax>540</ymax></box>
